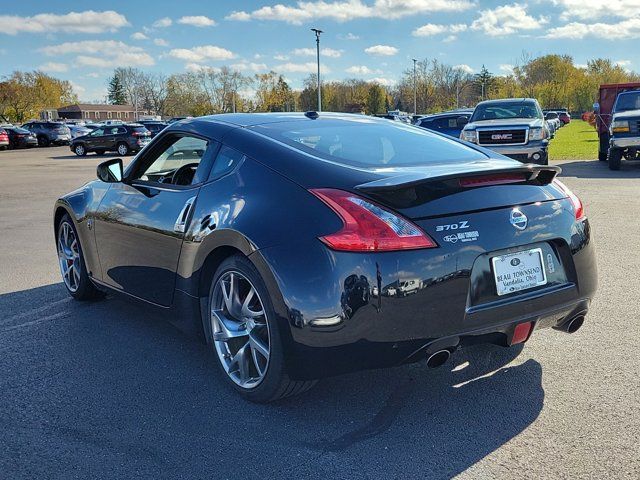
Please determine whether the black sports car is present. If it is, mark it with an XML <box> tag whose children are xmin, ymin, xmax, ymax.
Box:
<box><xmin>54</xmin><ymin>113</ymin><xmax>597</xmax><ymax>402</ymax></box>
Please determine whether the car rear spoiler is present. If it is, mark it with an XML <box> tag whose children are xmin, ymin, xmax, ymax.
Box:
<box><xmin>355</xmin><ymin>163</ymin><xmax>561</xmax><ymax>193</ymax></box>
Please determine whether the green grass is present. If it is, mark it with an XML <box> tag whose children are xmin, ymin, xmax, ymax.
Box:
<box><xmin>549</xmin><ymin>119</ymin><xmax>599</xmax><ymax>161</ymax></box>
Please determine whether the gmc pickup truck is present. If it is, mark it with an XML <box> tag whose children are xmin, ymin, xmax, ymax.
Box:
<box><xmin>460</xmin><ymin>98</ymin><xmax>549</xmax><ymax>165</ymax></box>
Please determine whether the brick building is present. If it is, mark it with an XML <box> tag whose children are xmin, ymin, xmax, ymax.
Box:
<box><xmin>57</xmin><ymin>104</ymin><xmax>147</xmax><ymax>122</ymax></box>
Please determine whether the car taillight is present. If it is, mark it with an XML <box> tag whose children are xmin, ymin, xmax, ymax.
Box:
<box><xmin>553</xmin><ymin>179</ymin><xmax>585</xmax><ymax>220</ymax></box>
<box><xmin>459</xmin><ymin>173</ymin><xmax>526</xmax><ymax>188</ymax></box>
<box><xmin>309</xmin><ymin>188</ymin><xmax>437</xmax><ymax>252</ymax></box>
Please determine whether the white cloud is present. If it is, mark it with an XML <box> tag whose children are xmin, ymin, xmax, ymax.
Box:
<box><xmin>370</xmin><ymin>77</ymin><xmax>395</xmax><ymax>86</ymax></box>
<box><xmin>225</xmin><ymin>11</ymin><xmax>252</xmax><ymax>21</ymax></box>
<box><xmin>499</xmin><ymin>64</ymin><xmax>514</xmax><ymax>74</ymax></box>
<box><xmin>168</xmin><ymin>45</ymin><xmax>236</xmax><ymax>63</ymax></box>
<box><xmin>153</xmin><ymin>38</ymin><xmax>169</xmax><ymax>46</ymax></box>
<box><xmin>39</xmin><ymin>62</ymin><xmax>69</xmax><ymax>73</ymax></box>
<box><xmin>443</xmin><ymin>35</ymin><xmax>458</xmax><ymax>43</ymax></box>
<box><xmin>178</xmin><ymin>15</ymin><xmax>216</xmax><ymax>27</ymax></box>
<box><xmin>0</xmin><ymin>10</ymin><xmax>128</xmax><ymax>35</ymax></box>
<box><xmin>338</xmin><ymin>32</ymin><xmax>359</xmax><ymax>40</ymax></box>
<box><xmin>454</xmin><ymin>64</ymin><xmax>474</xmax><ymax>74</ymax></box>
<box><xmin>545</xmin><ymin>18</ymin><xmax>640</xmax><ymax>39</ymax></box>
<box><xmin>364</xmin><ymin>44</ymin><xmax>398</xmax><ymax>56</ymax></box>
<box><xmin>551</xmin><ymin>0</ymin><xmax>640</xmax><ymax>21</ymax></box>
<box><xmin>41</xmin><ymin>40</ymin><xmax>154</xmax><ymax>68</ymax></box>
<box><xmin>226</xmin><ymin>0</ymin><xmax>473</xmax><ymax>25</ymax></box>
<box><xmin>131</xmin><ymin>32</ymin><xmax>149</xmax><ymax>40</ymax></box>
<box><xmin>231</xmin><ymin>62</ymin><xmax>269</xmax><ymax>72</ymax></box>
<box><xmin>471</xmin><ymin>4</ymin><xmax>548</xmax><ymax>36</ymax></box>
<box><xmin>346</xmin><ymin>65</ymin><xmax>382</xmax><ymax>74</ymax></box>
<box><xmin>413</xmin><ymin>23</ymin><xmax>467</xmax><ymax>37</ymax></box>
<box><xmin>152</xmin><ymin>17</ymin><xmax>172</xmax><ymax>28</ymax></box>
<box><xmin>274</xmin><ymin>62</ymin><xmax>331</xmax><ymax>73</ymax></box>
<box><xmin>274</xmin><ymin>54</ymin><xmax>290</xmax><ymax>61</ymax></box>
<box><xmin>292</xmin><ymin>47</ymin><xmax>342</xmax><ymax>57</ymax></box>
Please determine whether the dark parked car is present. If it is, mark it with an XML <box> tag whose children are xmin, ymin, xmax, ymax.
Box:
<box><xmin>54</xmin><ymin>112</ymin><xmax>597</xmax><ymax>402</ymax></box>
<box><xmin>21</xmin><ymin>121</ymin><xmax>71</xmax><ymax>146</ymax></box>
<box><xmin>416</xmin><ymin>109</ymin><xmax>474</xmax><ymax>138</ymax></box>
<box><xmin>0</xmin><ymin>128</ymin><xmax>9</xmax><ymax>150</ymax></box>
<box><xmin>138</xmin><ymin>121</ymin><xmax>168</xmax><ymax>138</ymax></box>
<box><xmin>3</xmin><ymin>126</ymin><xmax>38</xmax><ymax>149</ymax></box>
<box><xmin>70</xmin><ymin>124</ymin><xmax>151</xmax><ymax>156</ymax></box>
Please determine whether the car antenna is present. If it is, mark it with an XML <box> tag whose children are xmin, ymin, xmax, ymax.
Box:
<box><xmin>304</xmin><ymin>111</ymin><xmax>319</xmax><ymax>119</ymax></box>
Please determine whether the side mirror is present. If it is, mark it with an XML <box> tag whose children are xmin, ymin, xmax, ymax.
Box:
<box><xmin>456</xmin><ymin>115</ymin><xmax>469</xmax><ymax>128</ymax></box>
<box><xmin>97</xmin><ymin>158</ymin><xmax>123</xmax><ymax>183</ymax></box>
<box><xmin>593</xmin><ymin>102</ymin><xmax>600</xmax><ymax>113</ymax></box>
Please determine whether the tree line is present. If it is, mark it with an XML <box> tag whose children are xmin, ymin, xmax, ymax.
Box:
<box><xmin>1</xmin><ymin>54</ymin><xmax>638</xmax><ymax>123</ymax></box>
<box><xmin>106</xmin><ymin>55</ymin><xmax>639</xmax><ymax>118</ymax></box>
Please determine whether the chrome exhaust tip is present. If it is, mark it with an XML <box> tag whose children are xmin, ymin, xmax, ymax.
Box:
<box><xmin>554</xmin><ymin>313</ymin><xmax>586</xmax><ymax>334</ymax></box>
<box><xmin>565</xmin><ymin>315</ymin><xmax>585</xmax><ymax>334</ymax></box>
<box><xmin>426</xmin><ymin>349</ymin><xmax>451</xmax><ymax>368</ymax></box>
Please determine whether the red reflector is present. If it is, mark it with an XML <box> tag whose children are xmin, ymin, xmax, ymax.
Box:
<box><xmin>511</xmin><ymin>321</ymin><xmax>533</xmax><ymax>345</ymax></box>
<box><xmin>459</xmin><ymin>173</ymin><xmax>526</xmax><ymax>188</ymax></box>
<box><xmin>310</xmin><ymin>188</ymin><xmax>437</xmax><ymax>252</ymax></box>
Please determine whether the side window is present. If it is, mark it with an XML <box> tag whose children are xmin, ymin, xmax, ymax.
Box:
<box><xmin>210</xmin><ymin>145</ymin><xmax>244</xmax><ymax>180</ymax></box>
<box><xmin>447</xmin><ymin>117</ymin><xmax>458</xmax><ymax>128</ymax></box>
<box><xmin>419</xmin><ymin>119</ymin><xmax>432</xmax><ymax>129</ymax></box>
<box><xmin>90</xmin><ymin>128</ymin><xmax>105</xmax><ymax>136</ymax></box>
<box><xmin>116</xmin><ymin>127</ymin><xmax>127</xmax><ymax>134</ymax></box>
<box><xmin>136</xmin><ymin>135</ymin><xmax>210</xmax><ymax>186</ymax></box>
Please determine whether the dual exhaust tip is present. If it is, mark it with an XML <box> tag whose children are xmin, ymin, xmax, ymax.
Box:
<box><xmin>425</xmin><ymin>314</ymin><xmax>586</xmax><ymax>369</ymax></box>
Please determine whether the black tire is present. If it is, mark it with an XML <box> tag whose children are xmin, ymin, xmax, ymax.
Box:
<box><xmin>37</xmin><ymin>135</ymin><xmax>50</xmax><ymax>147</ymax></box>
<box><xmin>598</xmin><ymin>133</ymin><xmax>609</xmax><ymax>161</ymax></box>
<box><xmin>608</xmin><ymin>148</ymin><xmax>622</xmax><ymax>170</ymax></box>
<box><xmin>206</xmin><ymin>255</ymin><xmax>316</xmax><ymax>403</ymax></box>
<box><xmin>56</xmin><ymin>214</ymin><xmax>103</xmax><ymax>301</ymax></box>
<box><xmin>73</xmin><ymin>144</ymin><xmax>87</xmax><ymax>156</ymax></box>
<box><xmin>116</xmin><ymin>142</ymin><xmax>130</xmax><ymax>156</ymax></box>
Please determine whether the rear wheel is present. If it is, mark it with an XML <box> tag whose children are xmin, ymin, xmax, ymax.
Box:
<box><xmin>74</xmin><ymin>144</ymin><xmax>86</xmax><ymax>156</ymax></box>
<box><xmin>57</xmin><ymin>214</ymin><xmax>103</xmax><ymax>300</ymax></box>
<box><xmin>116</xmin><ymin>142</ymin><xmax>129</xmax><ymax>156</ymax></box>
<box><xmin>206</xmin><ymin>255</ymin><xmax>316</xmax><ymax>402</ymax></box>
<box><xmin>608</xmin><ymin>148</ymin><xmax>622</xmax><ymax>171</ymax></box>
<box><xmin>37</xmin><ymin>135</ymin><xmax>50</xmax><ymax>147</ymax></box>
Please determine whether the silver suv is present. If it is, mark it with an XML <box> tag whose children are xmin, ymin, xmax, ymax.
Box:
<box><xmin>460</xmin><ymin>98</ymin><xmax>549</xmax><ymax>165</ymax></box>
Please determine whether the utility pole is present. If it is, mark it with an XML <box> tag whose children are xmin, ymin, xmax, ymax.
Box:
<box><xmin>412</xmin><ymin>58</ymin><xmax>417</xmax><ymax>115</ymax></box>
<box><xmin>311</xmin><ymin>28</ymin><xmax>323</xmax><ymax>112</ymax></box>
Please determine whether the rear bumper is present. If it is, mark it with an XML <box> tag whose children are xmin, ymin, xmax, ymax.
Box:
<box><xmin>259</xmin><ymin>213</ymin><xmax>597</xmax><ymax>380</ymax></box>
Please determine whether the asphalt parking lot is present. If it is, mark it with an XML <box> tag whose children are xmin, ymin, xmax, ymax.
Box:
<box><xmin>1</xmin><ymin>146</ymin><xmax>639</xmax><ymax>479</ymax></box>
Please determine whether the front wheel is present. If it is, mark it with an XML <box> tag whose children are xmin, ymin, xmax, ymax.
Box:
<box><xmin>73</xmin><ymin>144</ymin><xmax>87</xmax><ymax>156</ymax></box>
<box><xmin>608</xmin><ymin>148</ymin><xmax>622</xmax><ymax>170</ymax></box>
<box><xmin>57</xmin><ymin>214</ymin><xmax>103</xmax><ymax>300</ymax></box>
<box><xmin>206</xmin><ymin>255</ymin><xmax>316</xmax><ymax>403</ymax></box>
<box><xmin>37</xmin><ymin>135</ymin><xmax>50</xmax><ymax>147</ymax></box>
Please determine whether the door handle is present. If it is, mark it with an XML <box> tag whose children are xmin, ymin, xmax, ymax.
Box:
<box><xmin>174</xmin><ymin>196</ymin><xmax>197</xmax><ymax>233</ymax></box>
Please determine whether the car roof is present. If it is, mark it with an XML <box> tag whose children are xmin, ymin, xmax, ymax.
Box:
<box><xmin>476</xmin><ymin>98</ymin><xmax>537</xmax><ymax>106</ymax></box>
<box><xmin>181</xmin><ymin>112</ymin><xmax>376</xmax><ymax>128</ymax></box>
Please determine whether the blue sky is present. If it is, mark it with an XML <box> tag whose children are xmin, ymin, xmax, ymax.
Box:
<box><xmin>1</xmin><ymin>1</ymin><xmax>637</xmax><ymax>101</ymax></box>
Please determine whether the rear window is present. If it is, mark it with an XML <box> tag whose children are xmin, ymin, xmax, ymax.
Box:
<box><xmin>254</xmin><ymin>118</ymin><xmax>485</xmax><ymax>168</ymax></box>
<box><xmin>130</xmin><ymin>126</ymin><xmax>150</xmax><ymax>134</ymax></box>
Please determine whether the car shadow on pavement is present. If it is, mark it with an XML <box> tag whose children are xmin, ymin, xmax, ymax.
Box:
<box><xmin>0</xmin><ymin>283</ymin><xmax>543</xmax><ymax>479</ymax></box>
<box><xmin>558</xmin><ymin>159</ymin><xmax>640</xmax><ymax>178</ymax></box>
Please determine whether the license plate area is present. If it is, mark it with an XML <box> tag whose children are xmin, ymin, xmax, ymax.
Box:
<box><xmin>491</xmin><ymin>248</ymin><xmax>547</xmax><ymax>296</ymax></box>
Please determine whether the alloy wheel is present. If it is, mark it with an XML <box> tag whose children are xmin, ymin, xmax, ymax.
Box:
<box><xmin>211</xmin><ymin>271</ymin><xmax>271</xmax><ymax>389</ymax></box>
<box><xmin>57</xmin><ymin>221</ymin><xmax>81</xmax><ymax>292</ymax></box>
<box><xmin>117</xmin><ymin>144</ymin><xmax>128</xmax><ymax>156</ymax></box>
<box><xmin>75</xmin><ymin>145</ymin><xmax>84</xmax><ymax>155</ymax></box>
